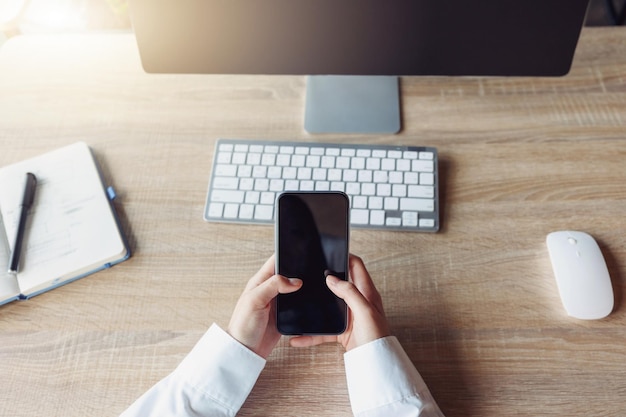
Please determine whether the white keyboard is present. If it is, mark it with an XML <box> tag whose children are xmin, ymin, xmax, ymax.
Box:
<box><xmin>204</xmin><ymin>139</ymin><xmax>439</xmax><ymax>232</ymax></box>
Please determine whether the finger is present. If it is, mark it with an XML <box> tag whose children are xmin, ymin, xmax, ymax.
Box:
<box><xmin>248</xmin><ymin>274</ymin><xmax>302</xmax><ymax>309</ymax></box>
<box><xmin>245</xmin><ymin>254</ymin><xmax>276</xmax><ymax>290</ymax></box>
<box><xmin>326</xmin><ymin>275</ymin><xmax>372</xmax><ymax>318</ymax></box>
<box><xmin>290</xmin><ymin>335</ymin><xmax>337</xmax><ymax>348</ymax></box>
<box><xmin>348</xmin><ymin>255</ymin><xmax>384</xmax><ymax>313</ymax></box>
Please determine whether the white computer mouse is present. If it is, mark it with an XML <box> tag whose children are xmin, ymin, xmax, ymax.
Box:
<box><xmin>546</xmin><ymin>231</ymin><xmax>613</xmax><ymax>320</ymax></box>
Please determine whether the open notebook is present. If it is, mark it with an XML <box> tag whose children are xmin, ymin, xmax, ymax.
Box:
<box><xmin>0</xmin><ymin>142</ymin><xmax>130</xmax><ymax>305</ymax></box>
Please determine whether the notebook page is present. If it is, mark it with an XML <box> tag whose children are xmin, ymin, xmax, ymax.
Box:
<box><xmin>0</xmin><ymin>210</ymin><xmax>20</xmax><ymax>303</ymax></box>
<box><xmin>0</xmin><ymin>142</ymin><xmax>127</xmax><ymax>295</ymax></box>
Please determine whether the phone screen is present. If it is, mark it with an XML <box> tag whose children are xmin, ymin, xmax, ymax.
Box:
<box><xmin>275</xmin><ymin>191</ymin><xmax>349</xmax><ymax>335</ymax></box>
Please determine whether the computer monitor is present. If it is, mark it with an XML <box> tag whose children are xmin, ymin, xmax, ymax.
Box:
<box><xmin>129</xmin><ymin>0</ymin><xmax>590</xmax><ymax>134</ymax></box>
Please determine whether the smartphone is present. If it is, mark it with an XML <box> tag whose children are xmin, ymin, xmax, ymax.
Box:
<box><xmin>275</xmin><ymin>191</ymin><xmax>349</xmax><ymax>335</ymax></box>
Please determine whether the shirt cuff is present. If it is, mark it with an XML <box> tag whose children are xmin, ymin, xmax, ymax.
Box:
<box><xmin>344</xmin><ymin>336</ymin><xmax>443</xmax><ymax>417</ymax></box>
<box><xmin>173</xmin><ymin>323</ymin><xmax>266</xmax><ymax>414</ymax></box>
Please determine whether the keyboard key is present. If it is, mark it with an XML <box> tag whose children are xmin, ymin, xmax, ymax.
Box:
<box><xmin>297</xmin><ymin>167</ymin><xmax>312</xmax><ymax>180</ymax></box>
<box><xmin>328</xmin><ymin>169</ymin><xmax>342</xmax><ymax>181</ymax></box>
<box><xmin>315</xmin><ymin>181</ymin><xmax>330</xmax><ymax>191</ymax></box>
<box><xmin>413</xmin><ymin>160</ymin><xmax>434</xmax><ymax>172</ymax></box>
<box><xmin>366</xmin><ymin>158</ymin><xmax>381</xmax><ymax>170</ymax></box>
<box><xmin>381</xmin><ymin>158</ymin><xmax>395</xmax><ymax>170</ymax></box>
<box><xmin>249</xmin><ymin>145</ymin><xmax>263</xmax><ymax>153</ymax></box>
<box><xmin>351</xmin><ymin>157</ymin><xmax>365</xmax><ymax>169</ymax></box>
<box><xmin>247</xmin><ymin>153</ymin><xmax>261</xmax><ymax>165</ymax></box>
<box><xmin>261</xmin><ymin>154</ymin><xmax>276</xmax><ymax>165</ymax></box>
<box><xmin>321</xmin><ymin>156</ymin><xmax>335</xmax><ymax>168</ymax></box>
<box><xmin>397</xmin><ymin>159</ymin><xmax>411</xmax><ymax>171</ymax></box>
<box><xmin>377</xmin><ymin>183</ymin><xmax>391</xmax><ymax>196</ymax></box>
<box><xmin>276</xmin><ymin>154</ymin><xmax>291</xmax><ymax>166</ymax></box>
<box><xmin>384</xmin><ymin>197</ymin><xmax>399</xmax><ymax>210</ymax></box>
<box><xmin>239</xmin><ymin>204</ymin><xmax>254</xmax><ymax>219</ymax></box>
<box><xmin>330</xmin><ymin>182</ymin><xmax>345</xmax><ymax>192</ymax></box>
<box><xmin>346</xmin><ymin>182</ymin><xmax>360</xmax><ymax>195</ymax></box>
<box><xmin>369</xmin><ymin>196</ymin><xmax>383</xmax><ymax>209</ymax></box>
<box><xmin>224</xmin><ymin>203</ymin><xmax>239</xmax><ymax>218</ymax></box>
<box><xmin>300</xmin><ymin>181</ymin><xmax>314</xmax><ymax>190</ymax></box>
<box><xmin>361</xmin><ymin>183</ymin><xmax>376</xmax><ymax>196</ymax></box>
<box><xmin>211</xmin><ymin>190</ymin><xmax>245</xmax><ymax>203</ymax></box>
<box><xmin>292</xmin><ymin>154</ymin><xmax>306</xmax><ymax>167</ymax></box>
<box><xmin>405</xmin><ymin>172</ymin><xmax>419</xmax><ymax>184</ymax></box>
<box><xmin>240</xmin><ymin>178</ymin><xmax>254</xmax><ymax>191</ymax></box>
<box><xmin>254</xmin><ymin>205</ymin><xmax>273</xmax><ymax>220</ymax></box>
<box><xmin>392</xmin><ymin>184</ymin><xmax>407</xmax><ymax>197</ymax></box>
<box><xmin>306</xmin><ymin>155</ymin><xmax>321</xmax><ymax>167</ymax></box>
<box><xmin>260</xmin><ymin>192</ymin><xmax>275</xmax><ymax>205</ymax></box>
<box><xmin>351</xmin><ymin>209</ymin><xmax>369</xmax><ymax>225</ymax></box>
<box><xmin>245</xmin><ymin>191</ymin><xmax>260</xmax><ymax>204</ymax></box>
<box><xmin>400</xmin><ymin>197</ymin><xmax>434</xmax><ymax>212</ymax></box>
<box><xmin>252</xmin><ymin>166</ymin><xmax>267</xmax><ymax>178</ymax></box>
<box><xmin>207</xmin><ymin>203</ymin><xmax>224</xmax><ymax>218</ymax></box>
<box><xmin>268</xmin><ymin>167</ymin><xmax>282</xmax><ymax>179</ymax></box>
<box><xmin>389</xmin><ymin>171</ymin><xmax>403</xmax><ymax>184</ymax></box>
<box><xmin>370</xmin><ymin>210</ymin><xmax>385</xmax><ymax>225</ymax></box>
<box><xmin>217</xmin><ymin>152</ymin><xmax>231</xmax><ymax>164</ymax></box>
<box><xmin>343</xmin><ymin>170</ymin><xmax>357</xmax><ymax>182</ymax></box>
<box><xmin>402</xmin><ymin>211</ymin><xmax>418</xmax><ymax>227</ymax></box>
<box><xmin>237</xmin><ymin>165</ymin><xmax>252</xmax><ymax>177</ymax></box>
<box><xmin>408</xmin><ymin>185</ymin><xmax>434</xmax><ymax>198</ymax></box>
<box><xmin>285</xmin><ymin>180</ymin><xmax>299</xmax><ymax>190</ymax></box>
<box><xmin>232</xmin><ymin>152</ymin><xmax>247</xmax><ymax>164</ymax></box>
<box><xmin>215</xmin><ymin>164</ymin><xmax>237</xmax><ymax>177</ymax></box>
<box><xmin>336</xmin><ymin>156</ymin><xmax>350</xmax><ymax>169</ymax></box>
<box><xmin>213</xmin><ymin>177</ymin><xmax>239</xmax><ymax>190</ymax></box>
<box><xmin>283</xmin><ymin>167</ymin><xmax>297</xmax><ymax>179</ymax></box>
<box><xmin>386</xmin><ymin>216</ymin><xmax>402</xmax><ymax>226</ymax></box>
<box><xmin>312</xmin><ymin>168</ymin><xmax>327</xmax><ymax>181</ymax></box>
<box><xmin>420</xmin><ymin>218</ymin><xmax>436</xmax><ymax>228</ymax></box>
<box><xmin>270</xmin><ymin>179</ymin><xmax>284</xmax><ymax>191</ymax></box>
<box><xmin>295</xmin><ymin>146</ymin><xmax>309</xmax><ymax>155</ymax></box>
<box><xmin>353</xmin><ymin>196</ymin><xmax>368</xmax><ymax>209</ymax></box>
<box><xmin>420</xmin><ymin>173</ymin><xmax>435</xmax><ymax>185</ymax></box>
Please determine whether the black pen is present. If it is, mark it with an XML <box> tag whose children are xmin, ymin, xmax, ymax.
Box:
<box><xmin>8</xmin><ymin>172</ymin><xmax>37</xmax><ymax>274</ymax></box>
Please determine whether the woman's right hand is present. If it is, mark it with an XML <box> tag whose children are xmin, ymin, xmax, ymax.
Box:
<box><xmin>289</xmin><ymin>254</ymin><xmax>391</xmax><ymax>351</ymax></box>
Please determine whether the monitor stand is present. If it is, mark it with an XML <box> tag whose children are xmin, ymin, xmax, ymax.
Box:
<box><xmin>304</xmin><ymin>75</ymin><xmax>401</xmax><ymax>134</ymax></box>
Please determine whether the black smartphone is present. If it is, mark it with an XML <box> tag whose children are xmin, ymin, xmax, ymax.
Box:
<box><xmin>275</xmin><ymin>191</ymin><xmax>349</xmax><ymax>335</ymax></box>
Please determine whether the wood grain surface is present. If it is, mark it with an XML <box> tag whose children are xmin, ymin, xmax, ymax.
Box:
<box><xmin>0</xmin><ymin>28</ymin><xmax>625</xmax><ymax>417</ymax></box>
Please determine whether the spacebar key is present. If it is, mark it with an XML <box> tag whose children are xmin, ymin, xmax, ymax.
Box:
<box><xmin>210</xmin><ymin>190</ymin><xmax>245</xmax><ymax>203</ymax></box>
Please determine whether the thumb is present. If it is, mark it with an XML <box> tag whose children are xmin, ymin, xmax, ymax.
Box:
<box><xmin>252</xmin><ymin>275</ymin><xmax>302</xmax><ymax>308</ymax></box>
<box><xmin>325</xmin><ymin>275</ymin><xmax>370</xmax><ymax>316</ymax></box>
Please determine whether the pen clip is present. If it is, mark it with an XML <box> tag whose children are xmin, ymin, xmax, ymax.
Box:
<box><xmin>22</xmin><ymin>173</ymin><xmax>37</xmax><ymax>209</ymax></box>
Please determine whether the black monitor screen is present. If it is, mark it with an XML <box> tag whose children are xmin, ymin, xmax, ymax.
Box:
<box><xmin>131</xmin><ymin>0</ymin><xmax>590</xmax><ymax>77</ymax></box>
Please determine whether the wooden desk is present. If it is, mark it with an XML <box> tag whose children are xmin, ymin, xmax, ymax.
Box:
<box><xmin>0</xmin><ymin>28</ymin><xmax>625</xmax><ymax>417</ymax></box>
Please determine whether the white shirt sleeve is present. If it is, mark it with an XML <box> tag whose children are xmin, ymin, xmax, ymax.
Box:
<box><xmin>344</xmin><ymin>336</ymin><xmax>445</xmax><ymax>417</ymax></box>
<box><xmin>120</xmin><ymin>323</ymin><xmax>266</xmax><ymax>417</ymax></box>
